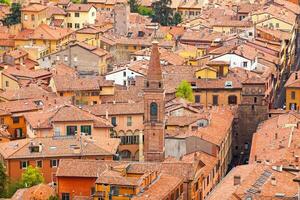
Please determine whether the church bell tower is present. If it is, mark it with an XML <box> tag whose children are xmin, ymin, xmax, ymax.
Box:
<box><xmin>143</xmin><ymin>41</ymin><xmax>165</xmax><ymax>162</ymax></box>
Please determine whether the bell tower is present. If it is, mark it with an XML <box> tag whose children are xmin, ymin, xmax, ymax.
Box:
<box><xmin>143</xmin><ymin>41</ymin><xmax>165</xmax><ymax>162</ymax></box>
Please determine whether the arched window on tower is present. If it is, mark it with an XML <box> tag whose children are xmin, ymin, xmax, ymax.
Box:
<box><xmin>150</xmin><ymin>102</ymin><xmax>158</xmax><ymax>121</ymax></box>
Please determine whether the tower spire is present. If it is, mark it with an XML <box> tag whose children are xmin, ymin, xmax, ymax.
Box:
<box><xmin>147</xmin><ymin>40</ymin><xmax>162</xmax><ymax>81</ymax></box>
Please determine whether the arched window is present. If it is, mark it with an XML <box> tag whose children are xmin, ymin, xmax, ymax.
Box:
<box><xmin>150</xmin><ymin>102</ymin><xmax>158</xmax><ymax>121</ymax></box>
<box><xmin>119</xmin><ymin>150</ymin><xmax>131</xmax><ymax>160</ymax></box>
<box><xmin>228</xmin><ymin>95</ymin><xmax>237</xmax><ymax>105</ymax></box>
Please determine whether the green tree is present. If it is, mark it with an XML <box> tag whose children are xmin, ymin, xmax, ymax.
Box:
<box><xmin>175</xmin><ymin>80</ymin><xmax>195</xmax><ymax>102</ymax></box>
<box><xmin>21</xmin><ymin>166</ymin><xmax>44</xmax><ymax>188</ymax></box>
<box><xmin>71</xmin><ymin>0</ymin><xmax>81</xmax><ymax>3</ymax></box>
<box><xmin>4</xmin><ymin>181</ymin><xmax>23</xmax><ymax>198</ymax></box>
<box><xmin>0</xmin><ymin>0</ymin><xmax>10</xmax><ymax>5</ymax></box>
<box><xmin>0</xmin><ymin>162</ymin><xmax>7</xmax><ymax>197</ymax></box>
<box><xmin>172</xmin><ymin>12</ymin><xmax>182</xmax><ymax>25</ymax></box>
<box><xmin>137</xmin><ymin>6</ymin><xmax>153</xmax><ymax>16</ymax></box>
<box><xmin>4</xmin><ymin>3</ymin><xmax>21</xmax><ymax>26</ymax></box>
<box><xmin>152</xmin><ymin>0</ymin><xmax>173</xmax><ymax>26</ymax></box>
<box><xmin>128</xmin><ymin>0</ymin><xmax>139</xmax><ymax>12</ymax></box>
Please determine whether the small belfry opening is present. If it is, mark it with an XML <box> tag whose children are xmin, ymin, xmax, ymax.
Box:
<box><xmin>150</xmin><ymin>102</ymin><xmax>158</xmax><ymax>121</ymax></box>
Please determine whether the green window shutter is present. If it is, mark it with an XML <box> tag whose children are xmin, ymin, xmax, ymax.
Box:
<box><xmin>66</xmin><ymin>126</ymin><xmax>70</xmax><ymax>135</ymax></box>
<box><xmin>88</xmin><ymin>126</ymin><xmax>91</xmax><ymax>135</ymax></box>
<box><xmin>81</xmin><ymin>125</ymin><xmax>91</xmax><ymax>135</ymax></box>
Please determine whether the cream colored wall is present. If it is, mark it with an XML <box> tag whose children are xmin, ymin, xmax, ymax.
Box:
<box><xmin>100</xmin><ymin>86</ymin><xmax>115</xmax><ymax>96</ymax></box>
<box><xmin>256</xmin><ymin>18</ymin><xmax>293</xmax><ymax>31</ymax></box>
<box><xmin>1</xmin><ymin>75</ymin><xmax>19</xmax><ymax>90</ymax></box>
<box><xmin>66</xmin><ymin>7</ymin><xmax>97</xmax><ymax>30</ymax></box>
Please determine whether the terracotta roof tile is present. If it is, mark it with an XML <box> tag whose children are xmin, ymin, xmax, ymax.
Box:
<box><xmin>66</xmin><ymin>4</ymin><xmax>94</xmax><ymax>12</ymax></box>
<box><xmin>285</xmin><ymin>70</ymin><xmax>300</xmax><ymax>88</ymax></box>
<box><xmin>21</xmin><ymin>4</ymin><xmax>47</xmax><ymax>12</ymax></box>
<box><xmin>0</xmin><ymin>136</ymin><xmax>119</xmax><ymax>159</ymax></box>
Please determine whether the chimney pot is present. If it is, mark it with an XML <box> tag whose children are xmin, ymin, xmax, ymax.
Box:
<box><xmin>234</xmin><ymin>175</ymin><xmax>241</xmax><ymax>186</ymax></box>
<box><xmin>271</xmin><ymin>177</ymin><xmax>276</xmax><ymax>186</ymax></box>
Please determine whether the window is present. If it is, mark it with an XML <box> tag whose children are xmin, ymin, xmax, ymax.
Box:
<box><xmin>12</xmin><ymin>117</ymin><xmax>20</xmax><ymax>124</ymax></box>
<box><xmin>67</xmin><ymin>23</ymin><xmax>72</xmax><ymax>28</ymax></box>
<box><xmin>81</xmin><ymin>125</ymin><xmax>91</xmax><ymax>135</ymax></box>
<box><xmin>110</xmin><ymin>185</ymin><xmax>119</xmax><ymax>196</ymax></box>
<box><xmin>195</xmin><ymin>95</ymin><xmax>200</xmax><ymax>103</ymax></box>
<box><xmin>276</xmin><ymin>23</ymin><xmax>279</xmax><ymax>28</ymax></box>
<box><xmin>24</xmin><ymin>14</ymin><xmax>28</xmax><ymax>20</ymax></box>
<box><xmin>20</xmin><ymin>161</ymin><xmax>29</xmax><ymax>169</ymax></box>
<box><xmin>0</xmin><ymin>117</ymin><xmax>4</xmax><ymax>124</ymax></box>
<box><xmin>64</xmin><ymin>55</ymin><xmax>68</xmax><ymax>61</ymax></box>
<box><xmin>289</xmin><ymin>103</ymin><xmax>297</xmax><ymax>110</ymax></box>
<box><xmin>254</xmin><ymin>97</ymin><xmax>257</xmax><ymax>103</ymax></box>
<box><xmin>66</xmin><ymin>126</ymin><xmax>77</xmax><ymax>136</ymax></box>
<box><xmin>62</xmin><ymin>193</ymin><xmax>70</xmax><ymax>200</ymax></box>
<box><xmin>150</xmin><ymin>102</ymin><xmax>158</xmax><ymax>121</ymax></box>
<box><xmin>36</xmin><ymin>160</ymin><xmax>42</xmax><ymax>168</ymax></box>
<box><xmin>75</xmin><ymin>12</ymin><xmax>80</xmax><ymax>17</ymax></box>
<box><xmin>123</xmin><ymin>71</ymin><xmax>126</xmax><ymax>77</ymax></box>
<box><xmin>127</xmin><ymin>116</ymin><xmax>132</xmax><ymax>126</ymax></box>
<box><xmin>31</xmin><ymin>14</ymin><xmax>35</xmax><ymax>21</ymax></box>
<box><xmin>248</xmin><ymin>32</ymin><xmax>253</xmax><ymax>36</ymax></box>
<box><xmin>291</xmin><ymin>91</ymin><xmax>296</xmax><ymax>100</ymax></box>
<box><xmin>111</xmin><ymin>117</ymin><xmax>117</xmax><ymax>126</ymax></box>
<box><xmin>92</xmin><ymin>12</ymin><xmax>95</xmax><ymax>16</ymax></box>
<box><xmin>15</xmin><ymin>128</ymin><xmax>22</xmax><ymax>138</ymax></box>
<box><xmin>245</xmin><ymin>143</ymin><xmax>249</xmax><ymax>150</ymax></box>
<box><xmin>54</xmin><ymin>127</ymin><xmax>60</xmax><ymax>136</ymax></box>
<box><xmin>50</xmin><ymin>159</ymin><xmax>58</xmax><ymax>168</ymax></box>
<box><xmin>74</xmin><ymin>56</ymin><xmax>78</xmax><ymax>62</ymax></box>
<box><xmin>243</xmin><ymin>61</ymin><xmax>247</xmax><ymax>67</ymax></box>
<box><xmin>228</xmin><ymin>95</ymin><xmax>237</xmax><ymax>105</ymax></box>
<box><xmin>213</xmin><ymin>95</ymin><xmax>218</xmax><ymax>106</ymax></box>
<box><xmin>56</xmin><ymin>55</ymin><xmax>60</xmax><ymax>61</ymax></box>
<box><xmin>75</xmin><ymin>23</ymin><xmax>80</xmax><ymax>29</ymax></box>
<box><xmin>91</xmin><ymin>91</ymin><xmax>99</xmax><ymax>96</ymax></box>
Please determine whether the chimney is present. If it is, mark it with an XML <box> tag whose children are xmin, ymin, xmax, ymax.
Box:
<box><xmin>271</xmin><ymin>177</ymin><xmax>276</xmax><ymax>186</ymax></box>
<box><xmin>105</xmin><ymin>109</ymin><xmax>108</xmax><ymax>119</ymax></box>
<box><xmin>194</xmin><ymin>152</ymin><xmax>198</xmax><ymax>160</ymax></box>
<box><xmin>234</xmin><ymin>175</ymin><xmax>241</xmax><ymax>185</ymax></box>
<box><xmin>38</xmin><ymin>142</ymin><xmax>43</xmax><ymax>152</ymax></box>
